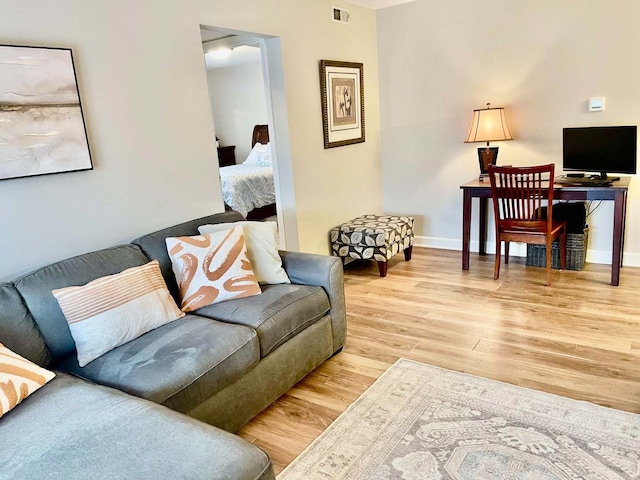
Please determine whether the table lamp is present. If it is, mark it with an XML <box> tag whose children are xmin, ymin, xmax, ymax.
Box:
<box><xmin>464</xmin><ymin>103</ymin><xmax>513</xmax><ymax>180</ymax></box>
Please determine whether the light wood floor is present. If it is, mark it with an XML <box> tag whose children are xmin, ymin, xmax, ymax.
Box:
<box><xmin>238</xmin><ymin>247</ymin><xmax>640</xmax><ymax>474</ymax></box>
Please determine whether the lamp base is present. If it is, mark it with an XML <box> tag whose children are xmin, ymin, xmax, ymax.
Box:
<box><xmin>478</xmin><ymin>146</ymin><xmax>499</xmax><ymax>175</ymax></box>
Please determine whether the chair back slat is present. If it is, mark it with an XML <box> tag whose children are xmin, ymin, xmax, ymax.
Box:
<box><xmin>488</xmin><ymin>164</ymin><xmax>555</xmax><ymax>227</ymax></box>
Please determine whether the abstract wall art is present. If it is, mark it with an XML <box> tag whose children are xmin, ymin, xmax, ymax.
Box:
<box><xmin>0</xmin><ymin>45</ymin><xmax>92</xmax><ymax>181</ymax></box>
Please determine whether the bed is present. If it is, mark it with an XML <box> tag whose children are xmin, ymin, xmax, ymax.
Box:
<box><xmin>220</xmin><ymin>125</ymin><xmax>277</xmax><ymax>220</ymax></box>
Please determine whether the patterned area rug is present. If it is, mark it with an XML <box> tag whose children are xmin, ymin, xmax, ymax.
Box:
<box><xmin>278</xmin><ymin>358</ymin><xmax>640</xmax><ymax>479</ymax></box>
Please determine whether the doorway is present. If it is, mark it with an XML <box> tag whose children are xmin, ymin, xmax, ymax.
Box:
<box><xmin>200</xmin><ymin>26</ymin><xmax>298</xmax><ymax>251</ymax></box>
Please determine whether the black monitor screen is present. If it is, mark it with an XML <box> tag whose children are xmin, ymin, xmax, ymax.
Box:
<box><xmin>563</xmin><ymin>126</ymin><xmax>637</xmax><ymax>176</ymax></box>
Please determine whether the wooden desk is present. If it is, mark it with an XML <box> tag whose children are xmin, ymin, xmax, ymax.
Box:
<box><xmin>461</xmin><ymin>177</ymin><xmax>630</xmax><ymax>286</ymax></box>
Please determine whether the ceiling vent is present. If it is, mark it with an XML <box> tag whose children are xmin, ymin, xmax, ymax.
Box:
<box><xmin>332</xmin><ymin>6</ymin><xmax>350</xmax><ymax>24</ymax></box>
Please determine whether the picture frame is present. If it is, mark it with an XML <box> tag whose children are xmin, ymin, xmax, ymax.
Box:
<box><xmin>0</xmin><ymin>44</ymin><xmax>92</xmax><ymax>181</ymax></box>
<box><xmin>319</xmin><ymin>60</ymin><xmax>365</xmax><ymax>149</ymax></box>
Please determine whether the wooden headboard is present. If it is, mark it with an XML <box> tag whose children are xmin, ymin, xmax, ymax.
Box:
<box><xmin>252</xmin><ymin>125</ymin><xmax>269</xmax><ymax>146</ymax></box>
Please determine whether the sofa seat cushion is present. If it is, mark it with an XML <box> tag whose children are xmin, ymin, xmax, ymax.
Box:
<box><xmin>57</xmin><ymin>315</ymin><xmax>259</xmax><ymax>413</ymax></box>
<box><xmin>0</xmin><ymin>372</ymin><xmax>274</xmax><ymax>480</ymax></box>
<box><xmin>195</xmin><ymin>284</ymin><xmax>330</xmax><ymax>357</ymax></box>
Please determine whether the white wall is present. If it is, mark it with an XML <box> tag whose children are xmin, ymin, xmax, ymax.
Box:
<box><xmin>0</xmin><ymin>0</ymin><xmax>225</xmax><ymax>281</ymax></box>
<box><xmin>377</xmin><ymin>0</ymin><xmax>640</xmax><ymax>266</ymax></box>
<box><xmin>206</xmin><ymin>61</ymin><xmax>268</xmax><ymax>162</ymax></box>
<box><xmin>0</xmin><ymin>0</ymin><xmax>381</xmax><ymax>280</ymax></box>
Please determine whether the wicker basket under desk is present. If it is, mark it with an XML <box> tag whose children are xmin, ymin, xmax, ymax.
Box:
<box><xmin>525</xmin><ymin>227</ymin><xmax>589</xmax><ymax>271</ymax></box>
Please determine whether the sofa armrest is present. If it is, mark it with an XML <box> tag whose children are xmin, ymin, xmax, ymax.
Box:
<box><xmin>279</xmin><ymin>251</ymin><xmax>346</xmax><ymax>353</ymax></box>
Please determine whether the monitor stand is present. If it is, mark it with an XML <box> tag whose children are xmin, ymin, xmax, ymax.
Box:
<box><xmin>598</xmin><ymin>172</ymin><xmax>620</xmax><ymax>181</ymax></box>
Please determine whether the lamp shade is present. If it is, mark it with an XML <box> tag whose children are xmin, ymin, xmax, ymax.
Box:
<box><xmin>464</xmin><ymin>105</ymin><xmax>513</xmax><ymax>143</ymax></box>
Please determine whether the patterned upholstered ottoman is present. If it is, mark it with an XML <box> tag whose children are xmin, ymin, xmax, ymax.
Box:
<box><xmin>330</xmin><ymin>215</ymin><xmax>414</xmax><ymax>277</ymax></box>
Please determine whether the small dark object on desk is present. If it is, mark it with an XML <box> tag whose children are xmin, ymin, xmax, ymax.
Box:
<box><xmin>554</xmin><ymin>175</ymin><xmax>613</xmax><ymax>187</ymax></box>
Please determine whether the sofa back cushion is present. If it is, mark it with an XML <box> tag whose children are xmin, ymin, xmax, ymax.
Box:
<box><xmin>132</xmin><ymin>211</ymin><xmax>244</xmax><ymax>301</ymax></box>
<box><xmin>15</xmin><ymin>245</ymin><xmax>150</xmax><ymax>363</ymax></box>
<box><xmin>0</xmin><ymin>283</ymin><xmax>51</xmax><ymax>367</ymax></box>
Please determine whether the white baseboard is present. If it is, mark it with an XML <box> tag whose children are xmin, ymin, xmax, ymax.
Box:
<box><xmin>414</xmin><ymin>235</ymin><xmax>640</xmax><ymax>267</ymax></box>
<box><xmin>585</xmin><ymin>249</ymin><xmax>640</xmax><ymax>267</ymax></box>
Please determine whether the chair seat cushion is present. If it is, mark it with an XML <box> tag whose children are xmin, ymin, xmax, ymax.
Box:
<box><xmin>194</xmin><ymin>284</ymin><xmax>330</xmax><ymax>357</ymax></box>
<box><xmin>0</xmin><ymin>372</ymin><xmax>273</xmax><ymax>480</ymax></box>
<box><xmin>502</xmin><ymin>220</ymin><xmax>566</xmax><ymax>242</ymax></box>
<box><xmin>57</xmin><ymin>315</ymin><xmax>259</xmax><ymax>413</ymax></box>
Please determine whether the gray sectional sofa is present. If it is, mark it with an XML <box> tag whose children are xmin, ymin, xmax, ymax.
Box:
<box><xmin>0</xmin><ymin>211</ymin><xmax>346</xmax><ymax>480</ymax></box>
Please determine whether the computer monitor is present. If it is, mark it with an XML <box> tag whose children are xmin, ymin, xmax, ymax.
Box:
<box><xmin>563</xmin><ymin>126</ymin><xmax>637</xmax><ymax>180</ymax></box>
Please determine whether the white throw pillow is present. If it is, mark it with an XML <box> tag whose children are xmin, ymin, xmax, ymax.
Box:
<box><xmin>166</xmin><ymin>227</ymin><xmax>262</xmax><ymax>312</ymax></box>
<box><xmin>199</xmin><ymin>221</ymin><xmax>290</xmax><ymax>285</ymax></box>
<box><xmin>243</xmin><ymin>142</ymin><xmax>272</xmax><ymax>167</ymax></box>
<box><xmin>52</xmin><ymin>260</ymin><xmax>185</xmax><ymax>367</ymax></box>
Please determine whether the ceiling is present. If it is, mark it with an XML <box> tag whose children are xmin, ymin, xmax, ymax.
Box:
<box><xmin>200</xmin><ymin>29</ymin><xmax>230</xmax><ymax>43</ymax></box>
<box><xmin>204</xmin><ymin>45</ymin><xmax>261</xmax><ymax>69</ymax></box>
<box><xmin>201</xmin><ymin>28</ymin><xmax>262</xmax><ymax>70</ymax></box>
<box><xmin>346</xmin><ymin>0</ymin><xmax>415</xmax><ymax>9</ymax></box>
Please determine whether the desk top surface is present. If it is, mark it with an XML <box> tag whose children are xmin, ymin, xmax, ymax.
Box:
<box><xmin>461</xmin><ymin>176</ymin><xmax>631</xmax><ymax>190</ymax></box>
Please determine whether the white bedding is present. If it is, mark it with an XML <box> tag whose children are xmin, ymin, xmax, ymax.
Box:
<box><xmin>219</xmin><ymin>164</ymin><xmax>275</xmax><ymax>218</ymax></box>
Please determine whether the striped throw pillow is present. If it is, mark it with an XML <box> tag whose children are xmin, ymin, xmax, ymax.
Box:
<box><xmin>52</xmin><ymin>260</ymin><xmax>185</xmax><ymax>367</ymax></box>
<box><xmin>166</xmin><ymin>226</ymin><xmax>262</xmax><ymax>312</ymax></box>
<box><xmin>0</xmin><ymin>343</ymin><xmax>55</xmax><ymax>418</ymax></box>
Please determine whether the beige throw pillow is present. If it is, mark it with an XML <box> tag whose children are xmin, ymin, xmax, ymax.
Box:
<box><xmin>52</xmin><ymin>260</ymin><xmax>185</xmax><ymax>367</ymax></box>
<box><xmin>166</xmin><ymin>226</ymin><xmax>261</xmax><ymax>312</ymax></box>
<box><xmin>198</xmin><ymin>221</ymin><xmax>290</xmax><ymax>285</ymax></box>
<box><xmin>0</xmin><ymin>344</ymin><xmax>55</xmax><ymax>418</ymax></box>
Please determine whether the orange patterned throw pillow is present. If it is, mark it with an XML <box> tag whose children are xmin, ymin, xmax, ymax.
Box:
<box><xmin>0</xmin><ymin>344</ymin><xmax>55</xmax><ymax>418</ymax></box>
<box><xmin>166</xmin><ymin>226</ymin><xmax>261</xmax><ymax>312</ymax></box>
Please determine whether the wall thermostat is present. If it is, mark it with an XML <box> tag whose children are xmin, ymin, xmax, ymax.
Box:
<box><xmin>589</xmin><ymin>97</ymin><xmax>605</xmax><ymax>112</ymax></box>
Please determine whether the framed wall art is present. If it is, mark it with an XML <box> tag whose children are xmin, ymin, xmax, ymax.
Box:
<box><xmin>0</xmin><ymin>45</ymin><xmax>92</xmax><ymax>181</ymax></box>
<box><xmin>319</xmin><ymin>60</ymin><xmax>364</xmax><ymax>149</ymax></box>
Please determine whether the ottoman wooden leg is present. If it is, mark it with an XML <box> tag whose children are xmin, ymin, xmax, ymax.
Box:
<box><xmin>404</xmin><ymin>245</ymin><xmax>413</xmax><ymax>261</ymax></box>
<box><xmin>377</xmin><ymin>261</ymin><xmax>388</xmax><ymax>277</ymax></box>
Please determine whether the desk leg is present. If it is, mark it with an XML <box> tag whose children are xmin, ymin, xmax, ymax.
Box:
<box><xmin>462</xmin><ymin>190</ymin><xmax>472</xmax><ymax>270</ymax></box>
<box><xmin>621</xmin><ymin>191</ymin><xmax>627</xmax><ymax>265</ymax></box>
<box><xmin>479</xmin><ymin>197</ymin><xmax>488</xmax><ymax>256</ymax></box>
<box><xmin>611</xmin><ymin>190</ymin><xmax>626</xmax><ymax>286</ymax></box>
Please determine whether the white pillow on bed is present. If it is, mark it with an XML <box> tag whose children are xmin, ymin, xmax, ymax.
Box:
<box><xmin>198</xmin><ymin>221</ymin><xmax>289</xmax><ymax>285</ymax></box>
<box><xmin>244</xmin><ymin>142</ymin><xmax>272</xmax><ymax>167</ymax></box>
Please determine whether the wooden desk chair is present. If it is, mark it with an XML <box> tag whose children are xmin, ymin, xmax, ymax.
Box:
<box><xmin>488</xmin><ymin>164</ymin><xmax>567</xmax><ymax>286</ymax></box>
